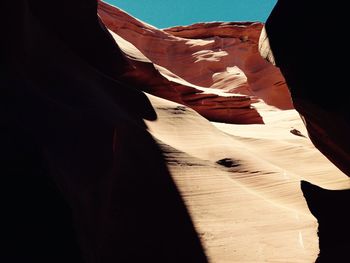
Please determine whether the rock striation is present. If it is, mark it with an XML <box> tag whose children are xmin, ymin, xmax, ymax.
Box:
<box><xmin>98</xmin><ymin>1</ymin><xmax>293</xmax><ymax>124</ymax></box>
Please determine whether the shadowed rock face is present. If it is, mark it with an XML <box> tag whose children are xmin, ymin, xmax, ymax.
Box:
<box><xmin>265</xmin><ymin>1</ymin><xmax>350</xmax><ymax>261</ymax></box>
<box><xmin>301</xmin><ymin>181</ymin><xmax>350</xmax><ymax>262</ymax></box>
<box><xmin>264</xmin><ymin>0</ymin><xmax>350</xmax><ymax>176</ymax></box>
<box><xmin>1</xmin><ymin>0</ymin><xmax>207</xmax><ymax>262</ymax></box>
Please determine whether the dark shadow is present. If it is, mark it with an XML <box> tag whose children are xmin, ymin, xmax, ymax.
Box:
<box><xmin>265</xmin><ymin>2</ymin><xmax>350</xmax><ymax>261</ymax></box>
<box><xmin>264</xmin><ymin>0</ymin><xmax>350</xmax><ymax>176</ymax></box>
<box><xmin>1</xmin><ymin>0</ymin><xmax>208</xmax><ymax>262</ymax></box>
<box><xmin>301</xmin><ymin>181</ymin><xmax>350</xmax><ymax>262</ymax></box>
<box><xmin>1</xmin><ymin>123</ymin><xmax>84</xmax><ymax>263</ymax></box>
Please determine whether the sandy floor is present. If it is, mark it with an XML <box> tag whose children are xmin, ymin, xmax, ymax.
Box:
<box><xmin>145</xmin><ymin>95</ymin><xmax>349</xmax><ymax>262</ymax></box>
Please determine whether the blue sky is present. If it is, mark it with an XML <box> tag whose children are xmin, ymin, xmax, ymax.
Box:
<box><xmin>106</xmin><ymin>0</ymin><xmax>277</xmax><ymax>28</ymax></box>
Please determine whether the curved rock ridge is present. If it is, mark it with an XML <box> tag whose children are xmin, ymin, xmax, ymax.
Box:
<box><xmin>109</xmin><ymin>31</ymin><xmax>263</xmax><ymax>124</ymax></box>
<box><xmin>97</xmin><ymin>1</ymin><xmax>293</xmax><ymax>124</ymax></box>
<box><xmin>164</xmin><ymin>21</ymin><xmax>262</xmax><ymax>42</ymax></box>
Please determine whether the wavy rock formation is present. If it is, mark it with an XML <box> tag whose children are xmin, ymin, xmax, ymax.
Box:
<box><xmin>3</xmin><ymin>0</ymin><xmax>350</xmax><ymax>262</ymax></box>
<box><xmin>97</xmin><ymin>0</ymin><xmax>293</xmax><ymax>124</ymax></box>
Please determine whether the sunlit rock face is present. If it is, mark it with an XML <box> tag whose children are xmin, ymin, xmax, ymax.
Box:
<box><xmin>264</xmin><ymin>0</ymin><xmax>350</xmax><ymax>177</ymax></box>
<box><xmin>97</xmin><ymin>0</ymin><xmax>293</xmax><ymax>124</ymax></box>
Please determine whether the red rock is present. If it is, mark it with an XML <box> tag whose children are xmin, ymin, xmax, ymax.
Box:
<box><xmin>97</xmin><ymin>1</ymin><xmax>293</xmax><ymax>124</ymax></box>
